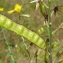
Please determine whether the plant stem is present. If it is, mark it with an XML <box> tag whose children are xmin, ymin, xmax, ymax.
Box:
<box><xmin>1</xmin><ymin>28</ymin><xmax>16</xmax><ymax>63</ymax></box>
<box><xmin>47</xmin><ymin>0</ymin><xmax>52</xmax><ymax>63</ymax></box>
<box><xmin>21</xmin><ymin>37</ymin><xmax>31</xmax><ymax>63</ymax></box>
<box><xmin>35</xmin><ymin>50</ymin><xmax>38</xmax><ymax>63</ymax></box>
<box><xmin>52</xmin><ymin>22</ymin><xmax>63</xmax><ymax>35</ymax></box>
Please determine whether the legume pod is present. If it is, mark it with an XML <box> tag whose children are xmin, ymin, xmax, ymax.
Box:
<box><xmin>0</xmin><ymin>14</ymin><xmax>45</xmax><ymax>48</ymax></box>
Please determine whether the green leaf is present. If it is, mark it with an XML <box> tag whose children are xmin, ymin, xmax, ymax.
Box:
<box><xmin>0</xmin><ymin>14</ymin><xmax>45</xmax><ymax>48</ymax></box>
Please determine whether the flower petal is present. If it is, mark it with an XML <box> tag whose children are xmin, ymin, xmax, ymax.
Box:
<box><xmin>14</xmin><ymin>4</ymin><xmax>22</xmax><ymax>13</ymax></box>
<box><xmin>7</xmin><ymin>10</ymin><xmax>14</xmax><ymax>14</ymax></box>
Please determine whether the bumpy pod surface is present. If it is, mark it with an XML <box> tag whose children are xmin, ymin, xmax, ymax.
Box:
<box><xmin>0</xmin><ymin>14</ymin><xmax>45</xmax><ymax>48</ymax></box>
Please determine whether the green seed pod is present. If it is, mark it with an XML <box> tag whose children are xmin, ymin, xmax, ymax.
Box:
<box><xmin>0</xmin><ymin>14</ymin><xmax>45</xmax><ymax>48</ymax></box>
<box><xmin>39</xmin><ymin>1</ymin><xmax>48</xmax><ymax>20</ymax></box>
<box><xmin>37</xmin><ymin>25</ymin><xmax>47</xmax><ymax>34</ymax></box>
<box><xmin>39</xmin><ymin>1</ymin><xmax>46</xmax><ymax>15</ymax></box>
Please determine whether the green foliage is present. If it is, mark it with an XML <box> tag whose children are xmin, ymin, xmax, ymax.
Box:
<box><xmin>0</xmin><ymin>0</ymin><xmax>63</xmax><ymax>63</ymax></box>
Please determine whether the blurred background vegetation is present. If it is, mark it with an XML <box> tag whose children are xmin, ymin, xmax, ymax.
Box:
<box><xmin>0</xmin><ymin>0</ymin><xmax>63</xmax><ymax>63</ymax></box>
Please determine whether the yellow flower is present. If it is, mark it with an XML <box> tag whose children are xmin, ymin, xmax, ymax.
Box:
<box><xmin>7</xmin><ymin>10</ymin><xmax>14</xmax><ymax>14</ymax></box>
<box><xmin>8</xmin><ymin>4</ymin><xmax>22</xmax><ymax>14</ymax></box>
<box><xmin>0</xmin><ymin>8</ymin><xmax>4</xmax><ymax>11</ymax></box>
<box><xmin>14</xmin><ymin>4</ymin><xmax>22</xmax><ymax>13</ymax></box>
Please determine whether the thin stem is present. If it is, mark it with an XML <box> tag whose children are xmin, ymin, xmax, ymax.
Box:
<box><xmin>1</xmin><ymin>28</ymin><xmax>16</xmax><ymax>63</ymax></box>
<box><xmin>52</xmin><ymin>22</ymin><xmax>63</xmax><ymax>35</ymax></box>
<box><xmin>35</xmin><ymin>50</ymin><xmax>38</xmax><ymax>63</ymax></box>
<box><xmin>21</xmin><ymin>37</ymin><xmax>32</xmax><ymax>63</ymax></box>
<box><xmin>47</xmin><ymin>0</ymin><xmax>52</xmax><ymax>63</ymax></box>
